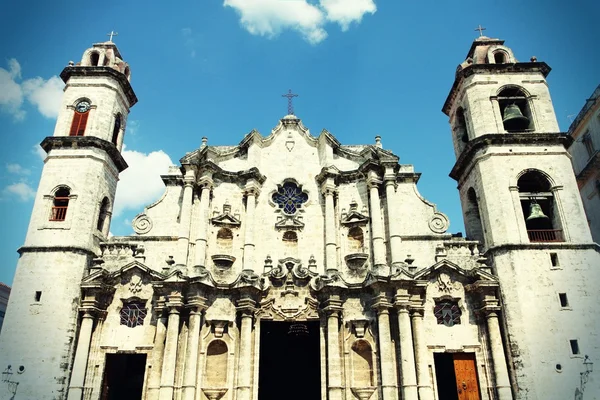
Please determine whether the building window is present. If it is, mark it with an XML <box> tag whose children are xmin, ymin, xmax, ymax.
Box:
<box><xmin>97</xmin><ymin>197</ymin><xmax>110</xmax><ymax>232</ymax></box>
<box><xmin>111</xmin><ymin>114</ymin><xmax>121</xmax><ymax>145</ymax></box>
<box><xmin>494</xmin><ymin>51</ymin><xmax>506</xmax><ymax>64</ymax></box>
<box><xmin>550</xmin><ymin>252</ymin><xmax>559</xmax><ymax>267</ymax></box>
<box><xmin>434</xmin><ymin>300</ymin><xmax>462</xmax><ymax>327</ymax></box>
<box><xmin>570</xmin><ymin>339</ymin><xmax>580</xmax><ymax>355</ymax></box>
<box><xmin>69</xmin><ymin>101</ymin><xmax>91</xmax><ymax>136</ymax></box>
<box><xmin>498</xmin><ymin>87</ymin><xmax>533</xmax><ymax>132</ymax></box>
<box><xmin>559</xmin><ymin>293</ymin><xmax>569</xmax><ymax>308</ymax></box>
<box><xmin>464</xmin><ymin>187</ymin><xmax>484</xmax><ymax>243</ymax></box>
<box><xmin>582</xmin><ymin>132</ymin><xmax>595</xmax><ymax>158</ymax></box>
<box><xmin>90</xmin><ymin>52</ymin><xmax>99</xmax><ymax>66</ymax></box>
<box><xmin>518</xmin><ymin>170</ymin><xmax>564</xmax><ymax>242</ymax></box>
<box><xmin>272</xmin><ymin>181</ymin><xmax>308</xmax><ymax>215</ymax></box>
<box><xmin>50</xmin><ymin>187</ymin><xmax>70</xmax><ymax>221</ymax></box>
<box><xmin>120</xmin><ymin>301</ymin><xmax>147</xmax><ymax>328</ymax></box>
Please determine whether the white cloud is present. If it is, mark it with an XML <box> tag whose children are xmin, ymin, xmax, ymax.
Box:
<box><xmin>4</xmin><ymin>182</ymin><xmax>35</xmax><ymax>201</ymax></box>
<box><xmin>6</xmin><ymin>163</ymin><xmax>30</xmax><ymax>175</ymax></box>
<box><xmin>32</xmin><ymin>143</ymin><xmax>46</xmax><ymax>161</ymax></box>
<box><xmin>0</xmin><ymin>59</ymin><xmax>63</xmax><ymax>121</ymax></box>
<box><xmin>223</xmin><ymin>0</ymin><xmax>376</xmax><ymax>43</ymax></box>
<box><xmin>224</xmin><ymin>0</ymin><xmax>328</xmax><ymax>44</ymax></box>
<box><xmin>113</xmin><ymin>146</ymin><xmax>174</xmax><ymax>217</ymax></box>
<box><xmin>320</xmin><ymin>0</ymin><xmax>376</xmax><ymax>31</ymax></box>
<box><xmin>22</xmin><ymin>76</ymin><xmax>64</xmax><ymax>118</ymax></box>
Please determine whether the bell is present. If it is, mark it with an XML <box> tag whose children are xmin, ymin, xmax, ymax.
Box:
<box><xmin>526</xmin><ymin>202</ymin><xmax>549</xmax><ymax>221</ymax></box>
<box><xmin>502</xmin><ymin>104</ymin><xmax>530</xmax><ymax>131</ymax></box>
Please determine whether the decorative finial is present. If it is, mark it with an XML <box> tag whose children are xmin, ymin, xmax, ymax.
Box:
<box><xmin>375</xmin><ymin>135</ymin><xmax>382</xmax><ymax>148</ymax></box>
<box><xmin>530</xmin><ymin>56</ymin><xmax>537</xmax><ymax>62</ymax></box>
<box><xmin>474</xmin><ymin>25</ymin><xmax>486</xmax><ymax>37</ymax></box>
<box><xmin>281</xmin><ymin>89</ymin><xmax>298</xmax><ymax>115</ymax></box>
<box><xmin>201</xmin><ymin>137</ymin><xmax>208</xmax><ymax>148</ymax></box>
<box><xmin>107</xmin><ymin>30</ymin><xmax>118</xmax><ymax>42</ymax></box>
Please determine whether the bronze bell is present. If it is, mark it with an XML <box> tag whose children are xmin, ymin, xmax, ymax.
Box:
<box><xmin>526</xmin><ymin>202</ymin><xmax>549</xmax><ymax>221</ymax></box>
<box><xmin>502</xmin><ymin>104</ymin><xmax>530</xmax><ymax>131</ymax></box>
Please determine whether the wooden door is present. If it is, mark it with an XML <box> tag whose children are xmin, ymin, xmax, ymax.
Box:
<box><xmin>453</xmin><ymin>353</ymin><xmax>481</xmax><ymax>400</ymax></box>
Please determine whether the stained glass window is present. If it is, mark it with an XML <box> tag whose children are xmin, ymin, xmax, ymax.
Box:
<box><xmin>433</xmin><ymin>301</ymin><xmax>461</xmax><ymax>327</ymax></box>
<box><xmin>272</xmin><ymin>182</ymin><xmax>308</xmax><ymax>215</ymax></box>
<box><xmin>120</xmin><ymin>302</ymin><xmax>147</xmax><ymax>328</ymax></box>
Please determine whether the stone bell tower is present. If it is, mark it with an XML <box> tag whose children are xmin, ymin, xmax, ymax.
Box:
<box><xmin>443</xmin><ymin>34</ymin><xmax>600</xmax><ymax>399</ymax></box>
<box><xmin>0</xmin><ymin>39</ymin><xmax>137</xmax><ymax>399</ymax></box>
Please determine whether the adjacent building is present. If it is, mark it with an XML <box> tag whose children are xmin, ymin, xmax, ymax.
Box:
<box><xmin>0</xmin><ymin>35</ymin><xmax>598</xmax><ymax>400</ymax></box>
<box><xmin>0</xmin><ymin>283</ymin><xmax>10</xmax><ymax>332</ymax></box>
<box><xmin>567</xmin><ymin>84</ymin><xmax>600</xmax><ymax>243</ymax></box>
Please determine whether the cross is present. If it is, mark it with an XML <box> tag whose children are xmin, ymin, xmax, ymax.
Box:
<box><xmin>107</xmin><ymin>31</ymin><xmax>118</xmax><ymax>42</ymax></box>
<box><xmin>475</xmin><ymin>25</ymin><xmax>486</xmax><ymax>37</ymax></box>
<box><xmin>282</xmin><ymin>89</ymin><xmax>298</xmax><ymax>115</ymax></box>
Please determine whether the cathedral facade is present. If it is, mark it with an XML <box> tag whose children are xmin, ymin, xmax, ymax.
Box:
<box><xmin>0</xmin><ymin>36</ymin><xmax>599</xmax><ymax>400</ymax></box>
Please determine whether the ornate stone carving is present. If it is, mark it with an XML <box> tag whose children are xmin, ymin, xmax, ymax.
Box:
<box><xmin>436</xmin><ymin>272</ymin><xmax>460</xmax><ymax>294</ymax></box>
<box><xmin>132</xmin><ymin>213</ymin><xmax>153</xmax><ymax>234</ymax></box>
<box><xmin>211</xmin><ymin>201</ymin><xmax>241</xmax><ymax>227</ymax></box>
<box><xmin>341</xmin><ymin>200</ymin><xmax>369</xmax><ymax>227</ymax></box>
<box><xmin>128</xmin><ymin>273</ymin><xmax>143</xmax><ymax>295</ymax></box>
<box><xmin>429</xmin><ymin>212</ymin><xmax>449</xmax><ymax>234</ymax></box>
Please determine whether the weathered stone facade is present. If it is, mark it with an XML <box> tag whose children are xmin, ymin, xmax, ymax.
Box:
<box><xmin>0</xmin><ymin>36</ymin><xmax>598</xmax><ymax>400</ymax></box>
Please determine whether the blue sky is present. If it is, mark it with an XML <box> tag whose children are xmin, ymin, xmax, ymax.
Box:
<box><xmin>0</xmin><ymin>0</ymin><xmax>598</xmax><ymax>286</ymax></box>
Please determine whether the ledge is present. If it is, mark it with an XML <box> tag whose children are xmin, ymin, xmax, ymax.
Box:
<box><xmin>449</xmin><ymin>133</ymin><xmax>573</xmax><ymax>181</ymax></box>
<box><xmin>575</xmin><ymin>151</ymin><xmax>600</xmax><ymax>185</ymax></box>
<box><xmin>483</xmin><ymin>242</ymin><xmax>600</xmax><ymax>256</ymax></box>
<box><xmin>60</xmin><ymin>66</ymin><xmax>138</xmax><ymax>107</ymax></box>
<box><xmin>18</xmin><ymin>245</ymin><xmax>96</xmax><ymax>256</ymax></box>
<box><xmin>41</xmin><ymin>136</ymin><xmax>128</xmax><ymax>172</ymax></box>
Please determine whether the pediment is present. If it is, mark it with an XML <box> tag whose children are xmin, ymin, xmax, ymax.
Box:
<box><xmin>413</xmin><ymin>259</ymin><xmax>497</xmax><ymax>283</ymax></box>
<box><xmin>341</xmin><ymin>210</ymin><xmax>369</xmax><ymax>226</ymax></box>
<box><xmin>274</xmin><ymin>216</ymin><xmax>305</xmax><ymax>230</ymax></box>
<box><xmin>211</xmin><ymin>213</ymin><xmax>241</xmax><ymax>227</ymax></box>
<box><xmin>82</xmin><ymin>261</ymin><xmax>166</xmax><ymax>286</ymax></box>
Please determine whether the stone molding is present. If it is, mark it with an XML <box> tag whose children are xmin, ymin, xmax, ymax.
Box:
<box><xmin>41</xmin><ymin>136</ymin><xmax>128</xmax><ymax>172</ymax></box>
<box><xmin>60</xmin><ymin>65</ymin><xmax>137</xmax><ymax>106</ymax></box>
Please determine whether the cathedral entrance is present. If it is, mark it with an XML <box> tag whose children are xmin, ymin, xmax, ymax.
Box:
<box><xmin>258</xmin><ymin>320</ymin><xmax>321</xmax><ymax>400</ymax></box>
<box><xmin>434</xmin><ymin>353</ymin><xmax>481</xmax><ymax>400</ymax></box>
<box><xmin>100</xmin><ymin>353</ymin><xmax>147</xmax><ymax>400</ymax></box>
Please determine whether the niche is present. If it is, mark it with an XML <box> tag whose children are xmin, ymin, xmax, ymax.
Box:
<box><xmin>216</xmin><ymin>228</ymin><xmax>233</xmax><ymax>253</ymax></box>
<box><xmin>205</xmin><ymin>340</ymin><xmax>228</xmax><ymax>387</ymax></box>
<box><xmin>351</xmin><ymin>340</ymin><xmax>374</xmax><ymax>387</ymax></box>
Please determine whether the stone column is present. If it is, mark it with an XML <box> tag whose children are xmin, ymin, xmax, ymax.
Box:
<box><xmin>193</xmin><ymin>180</ymin><xmax>213</xmax><ymax>268</ymax></box>
<box><xmin>395</xmin><ymin>290</ymin><xmax>418</xmax><ymax>400</ymax></box>
<box><xmin>66</xmin><ymin>311</ymin><xmax>95</xmax><ymax>400</ymax></box>
<box><xmin>367</xmin><ymin>175</ymin><xmax>387</xmax><ymax>274</ymax></box>
<box><xmin>181</xmin><ymin>299</ymin><xmax>206</xmax><ymax>400</ymax></box>
<box><xmin>146</xmin><ymin>308</ymin><xmax>167</xmax><ymax>400</ymax></box>
<box><xmin>177</xmin><ymin>169</ymin><xmax>196</xmax><ymax>266</ymax></box>
<box><xmin>383</xmin><ymin>169</ymin><xmax>402</xmax><ymax>266</ymax></box>
<box><xmin>372</xmin><ymin>295</ymin><xmax>398</xmax><ymax>400</ymax></box>
<box><xmin>411</xmin><ymin>308</ymin><xmax>434</xmax><ymax>400</ymax></box>
<box><xmin>159</xmin><ymin>296</ymin><xmax>183</xmax><ymax>400</ymax></box>
<box><xmin>236</xmin><ymin>298</ymin><xmax>257</xmax><ymax>400</ymax></box>
<box><xmin>485</xmin><ymin>310</ymin><xmax>513</xmax><ymax>400</ymax></box>
<box><xmin>324</xmin><ymin>296</ymin><xmax>344</xmax><ymax>400</ymax></box>
<box><xmin>242</xmin><ymin>183</ymin><xmax>260</xmax><ymax>272</ymax></box>
<box><xmin>323</xmin><ymin>186</ymin><xmax>337</xmax><ymax>272</ymax></box>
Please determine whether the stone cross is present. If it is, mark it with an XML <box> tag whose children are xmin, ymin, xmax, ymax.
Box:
<box><xmin>282</xmin><ymin>89</ymin><xmax>298</xmax><ymax>115</ymax></box>
<box><xmin>475</xmin><ymin>25</ymin><xmax>486</xmax><ymax>37</ymax></box>
<box><xmin>107</xmin><ymin>31</ymin><xmax>118</xmax><ymax>42</ymax></box>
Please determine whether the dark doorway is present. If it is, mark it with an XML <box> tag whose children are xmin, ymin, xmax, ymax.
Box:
<box><xmin>435</xmin><ymin>353</ymin><xmax>459</xmax><ymax>400</ymax></box>
<box><xmin>434</xmin><ymin>353</ymin><xmax>481</xmax><ymax>400</ymax></box>
<box><xmin>258</xmin><ymin>320</ymin><xmax>320</xmax><ymax>400</ymax></box>
<box><xmin>100</xmin><ymin>353</ymin><xmax>147</xmax><ymax>400</ymax></box>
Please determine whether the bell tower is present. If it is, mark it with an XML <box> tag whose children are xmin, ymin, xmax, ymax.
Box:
<box><xmin>0</xmin><ymin>40</ymin><xmax>136</xmax><ymax>399</ymax></box>
<box><xmin>443</xmin><ymin>34</ymin><xmax>600</xmax><ymax>399</ymax></box>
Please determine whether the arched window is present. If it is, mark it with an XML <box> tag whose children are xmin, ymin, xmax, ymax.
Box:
<box><xmin>69</xmin><ymin>100</ymin><xmax>91</xmax><ymax>136</ymax></box>
<box><xmin>111</xmin><ymin>114</ymin><xmax>121</xmax><ymax>145</ymax></box>
<box><xmin>464</xmin><ymin>188</ymin><xmax>484</xmax><ymax>243</ymax></box>
<box><xmin>347</xmin><ymin>227</ymin><xmax>364</xmax><ymax>252</ymax></box>
<box><xmin>50</xmin><ymin>187</ymin><xmax>70</xmax><ymax>221</ymax></box>
<box><xmin>97</xmin><ymin>197</ymin><xmax>110</xmax><ymax>232</ymax></box>
<box><xmin>351</xmin><ymin>340</ymin><xmax>374</xmax><ymax>386</ymax></box>
<box><xmin>494</xmin><ymin>51</ymin><xmax>506</xmax><ymax>64</ymax></box>
<box><xmin>518</xmin><ymin>171</ymin><xmax>563</xmax><ymax>242</ymax></box>
<box><xmin>498</xmin><ymin>87</ymin><xmax>533</xmax><ymax>132</ymax></box>
<box><xmin>205</xmin><ymin>340</ymin><xmax>228</xmax><ymax>387</ymax></box>
<box><xmin>90</xmin><ymin>52</ymin><xmax>99</xmax><ymax>66</ymax></box>
<box><xmin>216</xmin><ymin>228</ymin><xmax>233</xmax><ymax>253</ymax></box>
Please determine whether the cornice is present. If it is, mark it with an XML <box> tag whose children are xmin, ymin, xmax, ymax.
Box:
<box><xmin>60</xmin><ymin>66</ymin><xmax>138</xmax><ymax>107</ymax></box>
<box><xmin>443</xmin><ymin>62</ymin><xmax>551</xmax><ymax>115</ymax></box>
<box><xmin>449</xmin><ymin>133</ymin><xmax>572</xmax><ymax>181</ymax></box>
<box><xmin>41</xmin><ymin>136</ymin><xmax>128</xmax><ymax>172</ymax></box>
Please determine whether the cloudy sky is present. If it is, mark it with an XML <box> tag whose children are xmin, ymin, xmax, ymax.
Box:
<box><xmin>0</xmin><ymin>0</ymin><xmax>598</xmax><ymax>285</ymax></box>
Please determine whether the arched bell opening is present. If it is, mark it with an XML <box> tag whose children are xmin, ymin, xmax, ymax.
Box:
<box><xmin>517</xmin><ymin>170</ymin><xmax>563</xmax><ymax>242</ymax></box>
<box><xmin>464</xmin><ymin>187</ymin><xmax>484</xmax><ymax>244</ymax></box>
<box><xmin>498</xmin><ymin>87</ymin><xmax>534</xmax><ymax>132</ymax></box>
<box><xmin>493</xmin><ymin>51</ymin><xmax>507</xmax><ymax>64</ymax></box>
<box><xmin>89</xmin><ymin>52</ymin><xmax>100</xmax><ymax>66</ymax></box>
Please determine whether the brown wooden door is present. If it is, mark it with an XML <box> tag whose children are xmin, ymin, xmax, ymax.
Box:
<box><xmin>453</xmin><ymin>353</ymin><xmax>481</xmax><ymax>400</ymax></box>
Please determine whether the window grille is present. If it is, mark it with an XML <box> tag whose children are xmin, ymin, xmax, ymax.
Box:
<box><xmin>120</xmin><ymin>302</ymin><xmax>147</xmax><ymax>328</ymax></box>
<box><xmin>272</xmin><ymin>182</ymin><xmax>308</xmax><ymax>215</ymax></box>
<box><xmin>434</xmin><ymin>301</ymin><xmax>462</xmax><ymax>327</ymax></box>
